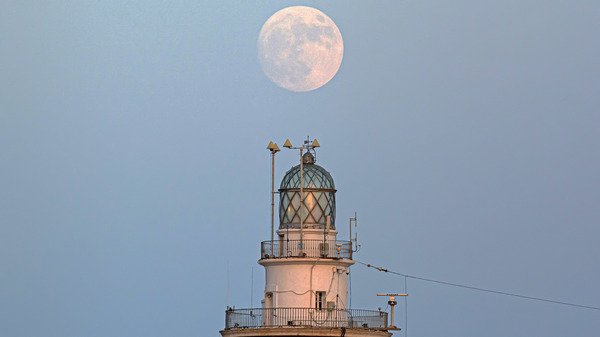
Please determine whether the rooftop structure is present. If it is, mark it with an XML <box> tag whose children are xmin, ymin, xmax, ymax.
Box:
<box><xmin>220</xmin><ymin>138</ymin><xmax>396</xmax><ymax>337</ymax></box>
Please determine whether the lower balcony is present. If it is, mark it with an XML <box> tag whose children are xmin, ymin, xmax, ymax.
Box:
<box><xmin>224</xmin><ymin>307</ymin><xmax>388</xmax><ymax>330</ymax></box>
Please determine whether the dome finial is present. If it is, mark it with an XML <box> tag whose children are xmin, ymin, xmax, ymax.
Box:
<box><xmin>303</xmin><ymin>152</ymin><xmax>315</xmax><ymax>164</ymax></box>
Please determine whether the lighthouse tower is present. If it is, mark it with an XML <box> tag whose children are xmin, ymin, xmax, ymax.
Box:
<box><xmin>221</xmin><ymin>139</ymin><xmax>393</xmax><ymax>337</ymax></box>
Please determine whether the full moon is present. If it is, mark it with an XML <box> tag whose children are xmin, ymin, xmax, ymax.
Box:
<box><xmin>257</xmin><ymin>6</ymin><xmax>344</xmax><ymax>92</ymax></box>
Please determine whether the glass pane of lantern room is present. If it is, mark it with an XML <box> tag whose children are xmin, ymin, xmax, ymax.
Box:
<box><xmin>317</xmin><ymin>192</ymin><xmax>328</xmax><ymax>211</ymax></box>
<box><xmin>290</xmin><ymin>192</ymin><xmax>300</xmax><ymax>210</ymax></box>
<box><xmin>304</xmin><ymin>192</ymin><xmax>315</xmax><ymax>210</ymax></box>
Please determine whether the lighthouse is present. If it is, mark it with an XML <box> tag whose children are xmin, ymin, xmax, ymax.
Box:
<box><xmin>221</xmin><ymin>139</ymin><xmax>394</xmax><ymax>337</ymax></box>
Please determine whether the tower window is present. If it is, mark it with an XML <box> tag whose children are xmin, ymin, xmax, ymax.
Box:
<box><xmin>315</xmin><ymin>291</ymin><xmax>326</xmax><ymax>310</ymax></box>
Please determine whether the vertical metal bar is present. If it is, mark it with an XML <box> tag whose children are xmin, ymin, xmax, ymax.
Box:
<box><xmin>390</xmin><ymin>303</ymin><xmax>395</xmax><ymax>329</ymax></box>
<box><xmin>354</xmin><ymin>212</ymin><xmax>357</xmax><ymax>252</ymax></box>
<box><xmin>405</xmin><ymin>277</ymin><xmax>408</xmax><ymax>337</ymax></box>
<box><xmin>349</xmin><ymin>214</ymin><xmax>353</xmax><ymax>246</ymax></box>
<box><xmin>349</xmin><ymin>267</ymin><xmax>352</xmax><ymax>309</ymax></box>
<box><xmin>299</xmin><ymin>148</ymin><xmax>304</xmax><ymax>255</ymax></box>
<box><xmin>271</xmin><ymin>151</ymin><xmax>275</xmax><ymax>256</ymax></box>
<box><xmin>227</xmin><ymin>260</ymin><xmax>229</xmax><ymax>309</ymax></box>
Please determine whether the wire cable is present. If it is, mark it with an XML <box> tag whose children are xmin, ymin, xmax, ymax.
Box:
<box><xmin>355</xmin><ymin>260</ymin><xmax>600</xmax><ymax>311</ymax></box>
<box><xmin>404</xmin><ymin>276</ymin><xmax>408</xmax><ymax>337</ymax></box>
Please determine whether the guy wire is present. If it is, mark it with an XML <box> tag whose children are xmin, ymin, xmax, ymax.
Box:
<box><xmin>355</xmin><ymin>260</ymin><xmax>600</xmax><ymax>311</ymax></box>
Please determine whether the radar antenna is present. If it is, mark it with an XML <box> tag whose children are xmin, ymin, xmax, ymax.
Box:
<box><xmin>377</xmin><ymin>293</ymin><xmax>408</xmax><ymax>330</ymax></box>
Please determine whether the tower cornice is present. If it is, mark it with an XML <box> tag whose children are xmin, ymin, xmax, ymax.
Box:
<box><xmin>258</xmin><ymin>258</ymin><xmax>355</xmax><ymax>268</ymax></box>
<box><xmin>220</xmin><ymin>327</ymin><xmax>392</xmax><ymax>337</ymax></box>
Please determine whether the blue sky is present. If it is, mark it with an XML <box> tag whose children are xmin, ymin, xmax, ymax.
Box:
<box><xmin>1</xmin><ymin>1</ymin><xmax>599</xmax><ymax>336</ymax></box>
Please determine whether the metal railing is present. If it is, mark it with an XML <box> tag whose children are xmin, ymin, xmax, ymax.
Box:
<box><xmin>260</xmin><ymin>240</ymin><xmax>352</xmax><ymax>260</ymax></box>
<box><xmin>225</xmin><ymin>307</ymin><xmax>388</xmax><ymax>329</ymax></box>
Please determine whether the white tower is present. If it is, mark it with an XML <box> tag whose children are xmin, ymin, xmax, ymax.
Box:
<box><xmin>221</xmin><ymin>139</ymin><xmax>393</xmax><ymax>337</ymax></box>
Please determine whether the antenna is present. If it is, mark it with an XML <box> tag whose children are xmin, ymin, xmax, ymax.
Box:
<box><xmin>281</xmin><ymin>137</ymin><xmax>321</xmax><ymax>256</ymax></box>
<box><xmin>349</xmin><ymin>212</ymin><xmax>360</xmax><ymax>252</ymax></box>
<box><xmin>227</xmin><ymin>260</ymin><xmax>230</xmax><ymax>309</ymax></box>
<box><xmin>267</xmin><ymin>141</ymin><xmax>280</xmax><ymax>258</ymax></box>
<box><xmin>377</xmin><ymin>293</ymin><xmax>408</xmax><ymax>330</ymax></box>
<box><xmin>250</xmin><ymin>267</ymin><xmax>254</xmax><ymax>308</ymax></box>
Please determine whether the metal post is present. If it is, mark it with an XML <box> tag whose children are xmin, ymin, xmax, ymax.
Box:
<box><xmin>267</xmin><ymin>141</ymin><xmax>280</xmax><ymax>257</ymax></box>
<box><xmin>377</xmin><ymin>293</ymin><xmax>407</xmax><ymax>329</ymax></box>
<box><xmin>282</xmin><ymin>138</ymin><xmax>319</xmax><ymax>257</ymax></box>
<box><xmin>349</xmin><ymin>212</ymin><xmax>357</xmax><ymax>251</ymax></box>
<box><xmin>390</xmin><ymin>297</ymin><xmax>395</xmax><ymax>328</ymax></box>
<box><xmin>349</xmin><ymin>216</ymin><xmax>352</xmax><ymax>245</ymax></box>
<box><xmin>271</xmin><ymin>150</ymin><xmax>275</xmax><ymax>256</ymax></box>
<box><xmin>299</xmin><ymin>148</ymin><xmax>304</xmax><ymax>255</ymax></box>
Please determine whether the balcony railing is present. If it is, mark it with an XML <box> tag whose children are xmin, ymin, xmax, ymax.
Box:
<box><xmin>225</xmin><ymin>307</ymin><xmax>388</xmax><ymax>329</ymax></box>
<box><xmin>260</xmin><ymin>239</ymin><xmax>352</xmax><ymax>260</ymax></box>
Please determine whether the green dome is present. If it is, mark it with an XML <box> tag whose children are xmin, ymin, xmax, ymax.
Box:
<box><xmin>279</xmin><ymin>163</ymin><xmax>336</xmax><ymax>229</ymax></box>
<box><xmin>279</xmin><ymin>164</ymin><xmax>335</xmax><ymax>190</ymax></box>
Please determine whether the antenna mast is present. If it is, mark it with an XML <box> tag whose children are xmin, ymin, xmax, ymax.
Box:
<box><xmin>377</xmin><ymin>293</ymin><xmax>408</xmax><ymax>330</ymax></box>
<box><xmin>227</xmin><ymin>260</ymin><xmax>230</xmax><ymax>309</ymax></box>
<box><xmin>349</xmin><ymin>212</ymin><xmax>359</xmax><ymax>252</ymax></box>
<box><xmin>267</xmin><ymin>141</ymin><xmax>280</xmax><ymax>257</ymax></box>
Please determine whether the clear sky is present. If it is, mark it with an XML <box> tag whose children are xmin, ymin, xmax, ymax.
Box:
<box><xmin>1</xmin><ymin>1</ymin><xmax>599</xmax><ymax>336</ymax></box>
